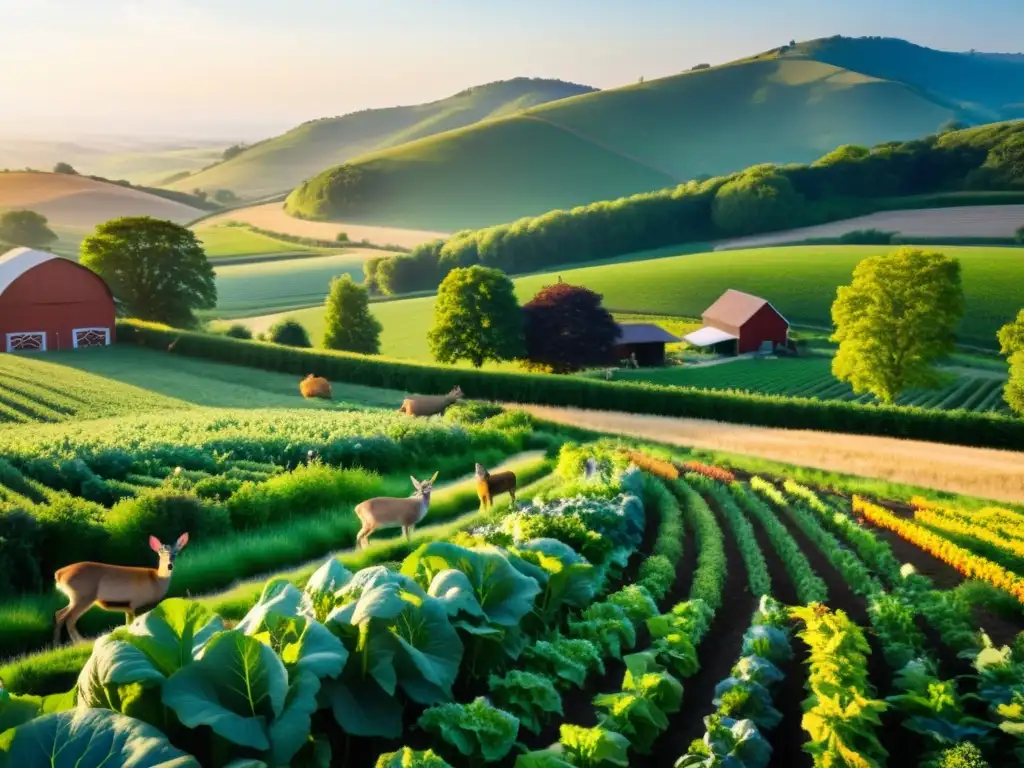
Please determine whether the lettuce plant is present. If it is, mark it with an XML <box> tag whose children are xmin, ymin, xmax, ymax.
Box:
<box><xmin>557</xmin><ymin>723</ymin><xmax>630</xmax><ymax>767</ymax></box>
<box><xmin>507</xmin><ymin>538</ymin><xmax>598</xmax><ymax>628</ymax></box>
<box><xmin>375</xmin><ymin>746</ymin><xmax>452</xmax><ymax>767</ymax></box>
<box><xmin>417</xmin><ymin>697</ymin><xmax>519</xmax><ymax>763</ymax></box>
<box><xmin>592</xmin><ymin>654</ymin><xmax>681</xmax><ymax>755</ymax></box>
<box><xmin>568</xmin><ymin>602</ymin><xmax>636</xmax><ymax>659</ymax></box>
<box><xmin>522</xmin><ymin>638</ymin><xmax>605</xmax><ymax>690</ymax></box>
<box><xmin>488</xmin><ymin>670</ymin><xmax>563</xmax><ymax>734</ymax></box>
<box><xmin>607</xmin><ymin>585</ymin><xmax>659</xmax><ymax>624</ymax></box>
<box><xmin>677</xmin><ymin>715</ymin><xmax>772</xmax><ymax>768</ymax></box>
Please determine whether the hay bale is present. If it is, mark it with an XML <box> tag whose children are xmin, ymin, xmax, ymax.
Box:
<box><xmin>299</xmin><ymin>374</ymin><xmax>332</xmax><ymax>400</ymax></box>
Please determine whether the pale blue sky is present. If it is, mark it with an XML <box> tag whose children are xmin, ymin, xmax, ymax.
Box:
<box><xmin>3</xmin><ymin>0</ymin><xmax>1022</xmax><ymax>139</ymax></box>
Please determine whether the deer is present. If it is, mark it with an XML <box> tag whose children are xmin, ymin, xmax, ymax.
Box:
<box><xmin>397</xmin><ymin>386</ymin><xmax>463</xmax><ymax>416</ymax></box>
<box><xmin>53</xmin><ymin>533</ymin><xmax>189</xmax><ymax>646</ymax></box>
<box><xmin>354</xmin><ymin>473</ymin><xmax>438</xmax><ymax>549</ymax></box>
<box><xmin>300</xmin><ymin>374</ymin><xmax>332</xmax><ymax>400</ymax></box>
<box><xmin>475</xmin><ymin>463</ymin><xmax>517</xmax><ymax>510</ymax></box>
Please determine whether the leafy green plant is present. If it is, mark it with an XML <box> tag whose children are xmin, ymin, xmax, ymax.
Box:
<box><xmin>931</xmin><ymin>742</ymin><xmax>991</xmax><ymax>768</ymax></box>
<box><xmin>522</xmin><ymin>638</ymin><xmax>605</xmax><ymax>690</ymax></box>
<box><xmin>677</xmin><ymin>714</ymin><xmax>772</xmax><ymax>768</ymax></box>
<box><xmin>568</xmin><ymin>602</ymin><xmax>636</xmax><ymax>659</ymax></box>
<box><xmin>417</xmin><ymin>697</ymin><xmax>519</xmax><ymax>764</ymax></box>
<box><xmin>375</xmin><ymin>747</ymin><xmax>453</xmax><ymax>767</ymax></box>
<box><xmin>646</xmin><ymin>599</ymin><xmax>713</xmax><ymax>679</ymax></box>
<box><xmin>636</xmin><ymin>555</ymin><xmax>675</xmax><ymax>601</ymax></box>
<box><xmin>488</xmin><ymin>670</ymin><xmax>563</xmax><ymax>734</ymax></box>
<box><xmin>887</xmin><ymin>658</ymin><xmax>994</xmax><ymax>748</ymax></box>
<box><xmin>558</xmin><ymin>723</ymin><xmax>630</xmax><ymax>767</ymax></box>
<box><xmin>606</xmin><ymin>585</ymin><xmax>659</xmax><ymax>624</ymax></box>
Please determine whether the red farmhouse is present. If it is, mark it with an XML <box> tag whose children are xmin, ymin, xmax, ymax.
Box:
<box><xmin>683</xmin><ymin>289</ymin><xmax>789</xmax><ymax>355</ymax></box>
<box><xmin>0</xmin><ymin>247</ymin><xmax>116</xmax><ymax>353</ymax></box>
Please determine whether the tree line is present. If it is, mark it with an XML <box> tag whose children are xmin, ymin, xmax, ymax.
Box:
<box><xmin>366</xmin><ymin>121</ymin><xmax>1024</xmax><ymax>295</ymax></box>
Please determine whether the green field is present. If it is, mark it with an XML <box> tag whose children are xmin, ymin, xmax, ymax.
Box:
<box><xmin>0</xmin><ymin>346</ymin><xmax>405</xmax><ymax>421</ymax></box>
<box><xmin>165</xmin><ymin>78</ymin><xmax>594</xmax><ymax>199</ymax></box>
<box><xmin>195</xmin><ymin>223</ymin><xmax>330</xmax><ymax>258</ymax></box>
<box><xmin>590</xmin><ymin>355</ymin><xmax>1010</xmax><ymax>414</ymax></box>
<box><xmin>235</xmin><ymin>244</ymin><xmax>1024</xmax><ymax>355</ymax></box>
<box><xmin>285</xmin><ymin>57</ymin><xmax>960</xmax><ymax>230</ymax></box>
<box><xmin>211</xmin><ymin>251</ymin><xmax>379</xmax><ymax>316</ymax></box>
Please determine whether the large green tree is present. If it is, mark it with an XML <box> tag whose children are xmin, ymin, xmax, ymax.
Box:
<box><xmin>0</xmin><ymin>210</ymin><xmax>57</xmax><ymax>248</ymax></box>
<box><xmin>427</xmin><ymin>265</ymin><xmax>524</xmax><ymax>368</ymax></box>
<box><xmin>710</xmin><ymin>165</ymin><xmax>804</xmax><ymax>236</ymax></box>
<box><xmin>79</xmin><ymin>216</ymin><xmax>216</xmax><ymax>328</ymax></box>
<box><xmin>322</xmin><ymin>273</ymin><xmax>381</xmax><ymax>354</ymax></box>
<box><xmin>831</xmin><ymin>248</ymin><xmax>964</xmax><ymax>403</ymax></box>
<box><xmin>998</xmin><ymin>309</ymin><xmax>1024</xmax><ymax>415</ymax></box>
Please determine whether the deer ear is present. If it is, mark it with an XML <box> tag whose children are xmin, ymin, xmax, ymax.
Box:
<box><xmin>429</xmin><ymin>471</ymin><xmax>439</xmax><ymax>483</ymax></box>
<box><xmin>410</xmin><ymin>476</ymin><xmax>420</xmax><ymax>488</ymax></box>
<box><xmin>175</xmin><ymin>533</ymin><xmax>190</xmax><ymax>551</ymax></box>
<box><xmin>149</xmin><ymin>536</ymin><xmax>162</xmax><ymax>552</ymax></box>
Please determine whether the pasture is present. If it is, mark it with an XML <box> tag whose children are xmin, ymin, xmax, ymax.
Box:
<box><xmin>210</xmin><ymin>250</ymin><xmax>383</xmax><ymax>316</ymax></box>
<box><xmin>2</xmin><ymin>434</ymin><xmax>1024</xmax><ymax>767</ymax></box>
<box><xmin>194</xmin><ymin>222</ymin><xmax>330</xmax><ymax>258</ymax></box>
<box><xmin>193</xmin><ymin>201</ymin><xmax>449</xmax><ymax>249</ymax></box>
<box><xmin>233</xmin><ymin>243</ymin><xmax>1024</xmax><ymax>354</ymax></box>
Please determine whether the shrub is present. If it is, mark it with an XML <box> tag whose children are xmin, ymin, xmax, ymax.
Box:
<box><xmin>0</xmin><ymin>509</ymin><xmax>43</xmax><ymax>594</ymax></box>
<box><xmin>106</xmin><ymin>489</ymin><xmax>230</xmax><ymax>561</ymax></box>
<box><xmin>268</xmin><ymin>318</ymin><xmax>312</xmax><ymax>348</ymax></box>
<box><xmin>838</xmin><ymin>229</ymin><xmax>896</xmax><ymax>244</ymax></box>
<box><xmin>192</xmin><ymin>475</ymin><xmax>243</xmax><ymax>502</ymax></box>
<box><xmin>34</xmin><ymin>496</ymin><xmax>109</xmax><ymax>577</ymax></box>
<box><xmin>443</xmin><ymin>401</ymin><xmax>504</xmax><ymax>426</ymax></box>
<box><xmin>224</xmin><ymin>324</ymin><xmax>253</xmax><ymax>340</ymax></box>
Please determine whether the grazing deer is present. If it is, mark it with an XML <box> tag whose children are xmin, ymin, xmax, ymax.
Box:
<box><xmin>53</xmin><ymin>533</ymin><xmax>189</xmax><ymax>645</ymax></box>
<box><xmin>397</xmin><ymin>386</ymin><xmax>463</xmax><ymax>416</ymax></box>
<box><xmin>354</xmin><ymin>473</ymin><xmax>438</xmax><ymax>549</ymax></box>
<box><xmin>475</xmin><ymin>463</ymin><xmax>517</xmax><ymax>510</ymax></box>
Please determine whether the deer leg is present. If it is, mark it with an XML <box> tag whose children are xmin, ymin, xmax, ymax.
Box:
<box><xmin>53</xmin><ymin>606</ymin><xmax>71</xmax><ymax>646</ymax></box>
<box><xmin>125</xmin><ymin>608</ymin><xmax>137</xmax><ymax>626</ymax></box>
<box><xmin>509</xmin><ymin>487</ymin><xmax>517</xmax><ymax>505</ymax></box>
<box><xmin>403</xmin><ymin>524</ymin><xmax>415</xmax><ymax>541</ymax></box>
<box><xmin>65</xmin><ymin>600</ymin><xmax>94</xmax><ymax>644</ymax></box>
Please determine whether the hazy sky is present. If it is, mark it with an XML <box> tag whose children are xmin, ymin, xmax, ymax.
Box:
<box><xmin>3</xmin><ymin>0</ymin><xmax>1023</xmax><ymax>140</ymax></box>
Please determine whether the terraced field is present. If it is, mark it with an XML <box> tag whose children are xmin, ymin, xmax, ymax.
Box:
<box><xmin>604</xmin><ymin>355</ymin><xmax>1011</xmax><ymax>414</ymax></box>
<box><xmin>1</xmin><ymin>431</ymin><xmax>1023</xmax><ymax>767</ymax></box>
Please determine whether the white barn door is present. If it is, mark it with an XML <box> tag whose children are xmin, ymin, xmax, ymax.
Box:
<box><xmin>5</xmin><ymin>332</ymin><xmax>47</xmax><ymax>352</ymax></box>
<box><xmin>72</xmin><ymin>327</ymin><xmax>111</xmax><ymax>348</ymax></box>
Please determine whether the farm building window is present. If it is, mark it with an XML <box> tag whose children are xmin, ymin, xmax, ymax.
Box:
<box><xmin>5</xmin><ymin>332</ymin><xmax>46</xmax><ymax>352</ymax></box>
<box><xmin>72</xmin><ymin>327</ymin><xmax>111</xmax><ymax>349</ymax></box>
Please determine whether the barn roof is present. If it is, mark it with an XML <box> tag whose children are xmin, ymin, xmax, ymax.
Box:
<box><xmin>703</xmin><ymin>289</ymin><xmax>789</xmax><ymax>327</ymax></box>
<box><xmin>615</xmin><ymin>323</ymin><xmax>680</xmax><ymax>344</ymax></box>
<box><xmin>0</xmin><ymin>247</ymin><xmax>58</xmax><ymax>297</ymax></box>
<box><xmin>683</xmin><ymin>326</ymin><xmax>739</xmax><ymax>347</ymax></box>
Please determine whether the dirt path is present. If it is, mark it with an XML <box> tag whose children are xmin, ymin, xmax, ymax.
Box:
<box><xmin>519</xmin><ymin>406</ymin><xmax>1024</xmax><ymax>504</ymax></box>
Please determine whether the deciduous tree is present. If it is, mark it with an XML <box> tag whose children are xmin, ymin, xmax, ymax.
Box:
<box><xmin>831</xmin><ymin>248</ymin><xmax>964</xmax><ymax>403</ymax></box>
<box><xmin>998</xmin><ymin>309</ymin><xmax>1024</xmax><ymax>415</ymax></box>
<box><xmin>522</xmin><ymin>282</ymin><xmax>619</xmax><ymax>374</ymax></box>
<box><xmin>79</xmin><ymin>216</ymin><xmax>216</xmax><ymax>328</ymax></box>
<box><xmin>428</xmin><ymin>266</ymin><xmax>523</xmax><ymax>367</ymax></box>
<box><xmin>269</xmin><ymin>318</ymin><xmax>312</xmax><ymax>348</ymax></box>
<box><xmin>0</xmin><ymin>209</ymin><xmax>57</xmax><ymax>248</ymax></box>
<box><xmin>322</xmin><ymin>273</ymin><xmax>381</xmax><ymax>354</ymax></box>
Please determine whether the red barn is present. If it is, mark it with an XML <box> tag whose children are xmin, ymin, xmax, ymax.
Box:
<box><xmin>683</xmin><ymin>289</ymin><xmax>789</xmax><ymax>355</ymax></box>
<box><xmin>0</xmin><ymin>247</ymin><xmax>116</xmax><ymax>353</ymax></box>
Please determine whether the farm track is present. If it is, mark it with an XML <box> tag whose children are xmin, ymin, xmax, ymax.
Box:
<box><xmin>520</xmin><ymin>406</ymin><xmax>1024</xmax><ymax>503</ymax></box>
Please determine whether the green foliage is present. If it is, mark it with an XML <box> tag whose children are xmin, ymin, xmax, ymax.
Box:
<box><xmin>636</xmin><ymin>556</ymin><xmax>676</xmax><ymax>601</ymax></box>
<box><xmin>1016</xmin><ymin>225</ymin><xmax>1024</xmax><ymax>244</ymax></box>
<box><xmin>557</xmin><ymin>723</ymin><xmax>630</xmax><ymax>767</ymax></box>
<box><xmin>487</xmin><ymin>670</ymin><xmax>563</xmax><ymax>734</ymax></box>
<box><xmin>268</xmin><ymin>318</ymin><xmax>312</xmax><ymax>348</ymax></box>
<box><xmin>417</xmin><ymin>697</ymin><xmax>520</xmax><ymax>763</ymax></box>
<box><xmin>933</xmin><ymin>743</ymin><xmax>990</xmax><ymax>768</ymax></box>
<box><xmin>998</xmin><ymin>309</ymin><xmax>1024</xmax><ymax>415</ymax></box>
<box><xmin>223</xmin><ymin>323</ymin><xmax>253</xmax><ymax>340</ymax></box>
<box><xmin>0</xmin><ymin>209</ymin><xmax>57</xmax><ymax>248</ymax></box>
<box><xmin>522</xmin><ymin>282</ymin><xmax>620</xmax><ymax>373</ymax></box>
<box><xmin>376</xmin><ymin>747</ymin><xmax>453</xmax><ymax>767</ymax></box>
<box><xmin>428</xmin><ymin>266</ymin><xmax>524</xmax><ymax>367</ymax></box>
<box><xmin>607</xmin><ymin>585</ymin><xmax>660</xmax><ymax>624</ymax></box>
<box><xmin>80</xmin><ymin>216</ymin><xmax>216</xmax><ymax>328</ymax></box>
<box><xmin>832</xmin><ymin>248</ymin><xmax>965</xmax><ymax>403</ymax></box>
<box><xmin>52</xmin><ymin>161</ymin><xmax>78</xmax><ymax>175</ymax></box>
<box><xmin>521</xmin><ymin>638</ymin><xmax>605</xmax><ymax>690</ymax></box>
<box><xmin>363</xmin><ymin>121</ymin><xmax>1024</xmax><ymax>295</ymax></box>
<box><xmin>321</xmin><ymin>274</ymin><xmax>381</xmax><ymax>354</ymax></box>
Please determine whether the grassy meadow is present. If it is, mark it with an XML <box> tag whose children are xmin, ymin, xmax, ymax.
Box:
<box><xmin>286</xmin><ymin>58</ymin><xmax>957</xmax><ymax>230</ymax></box>
<box><xmin>233</xmin><ymin>243</ymin><xmax>1024</xmax><ymax>355</ymax></box>
<box><xmin>194</xmin><ymin>222</ymin><xmax>332</xmax><ymax>258</ymax></box>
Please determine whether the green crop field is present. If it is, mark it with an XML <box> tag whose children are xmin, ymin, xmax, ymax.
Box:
<box><xmin>286</xmin><ymin>57</ymin><xmax>960</xmax><ymax>230</ymax></box>
<box><xmin>165</xmin><ymin>78</ymin><xmax>594</xmax><ymax>200</ymax></box>
<box><xmin>591</xmin><ymin>355</ymin><xmax>1011</xmax><ymax>414</ymax></box>
<box><xmin>0</xmin><ymin>346</ymin><xmax>406</xmax><ymax>422</ymax></box>
<box><xmin>211</xmin><ymin>251</ymin><xmax>382</xmax><ymax>316</ymax></box>
<box><xmin>234</xmin><ymin>244</ymin><xmax>1024</xmax><ymax>355</ymax></box>
<box><xmin>194</xmin><ymin>223</ymin><xmax>330</xmax><ymax>258</ymax></box>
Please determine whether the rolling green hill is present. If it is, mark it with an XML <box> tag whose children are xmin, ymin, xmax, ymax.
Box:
<box><xmin>165</xmin><ymin>78</ymin><xmax>596</xmax><ymax>200</ymax></box>
<box><xmin>286</xmin><ymin>56</ymin><xmax>965</xmax><ymax>230</ymax></box>
<box><xmin>233</xmin><ymin>244</ymin><xmax>1024</xmax><ymax>357</ymax></box>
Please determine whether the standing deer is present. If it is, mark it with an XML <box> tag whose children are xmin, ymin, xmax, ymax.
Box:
<box><xmin>53</xmin><ymin>533</ymin><xmax>189</xmax><ymax>645</ymax></box>
<box><xmin>475</xmin><ymin>463</ymin><xmax>517</xmax><ymax>510</ymax></box>
<box><xmin>354</xmin><ymin>473</ymin><xmax>438</xmax><ymax>549</ymax></box>
<box><xmin>397</xmin><ymin>386</ymin><xmax>463</xmax><ymax>416</ymax></box>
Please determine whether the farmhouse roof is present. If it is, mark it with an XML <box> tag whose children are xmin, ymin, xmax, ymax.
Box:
<box><xmin>702</xmin><ymin>289</ymin><xmax>789</xmax><ymax>327</ymax></box>
<box><xmin>615</xmin><ymin>323</ymin><xmax>680</xmax><ymax>344</ymax></box>
<box><xmin>0</xmin><ymin>247</ymin><xmax>58</xmax><ymax>297</ymax></box>
<box><xmin>683</xmin><ymin>326</ymin><xmax>739</xmax><ymax>347</ymax></box>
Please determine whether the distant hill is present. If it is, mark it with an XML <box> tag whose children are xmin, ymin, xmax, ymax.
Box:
<box><xmin>782</xmin><ymin>36</ymin><xmax>1024</xmax><ymax>121</ymax></box>
<box><xmin>165</xmin><ymin>78</ymin><xmax>597</xmax><ymax>200</ymax></box>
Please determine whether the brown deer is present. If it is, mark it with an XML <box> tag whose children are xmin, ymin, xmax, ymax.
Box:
<box><xmin>475</xmin><ymin>463</ymin><xmax>517</xmax><ymax>510</ymax></box>
<box><xmin>300</xmin><ymin>374</ymin><xmax>332</xmax><ymax>400</ymax></box>
<box><xmin>354</xmin><ymin>473</ymin><xmax>438</xmax><ymax>549</ymax></box>
<box><xmin>397</xmin><ymin>386</ymin><xmax>463</xmax><ymax>416</ymax></box>
<box><xmin>53</xmin><ymin>533</ymin><xmax>189</xmax><ymax>645</ymax></box>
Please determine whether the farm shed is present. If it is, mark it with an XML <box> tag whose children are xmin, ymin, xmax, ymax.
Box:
<box><xmin>613</xmin><ymin>323</ymin><xmax>680</xmax><ymax>367</ymax></box>
<box><xmin>0</xmin><ymin>247</ymin><xmax>115</xmax><ymax>353</ymax></box>
<box><xmin>684</xmin><ymin>289</ymin><xmax>789</xmax><ymax>355</ymax></box>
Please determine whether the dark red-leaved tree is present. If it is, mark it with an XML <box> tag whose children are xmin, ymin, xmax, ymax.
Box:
<box><xmin>522</xmin><ymin>282</ymin><xmax>620</xmax><ymax>373</ymax></box>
